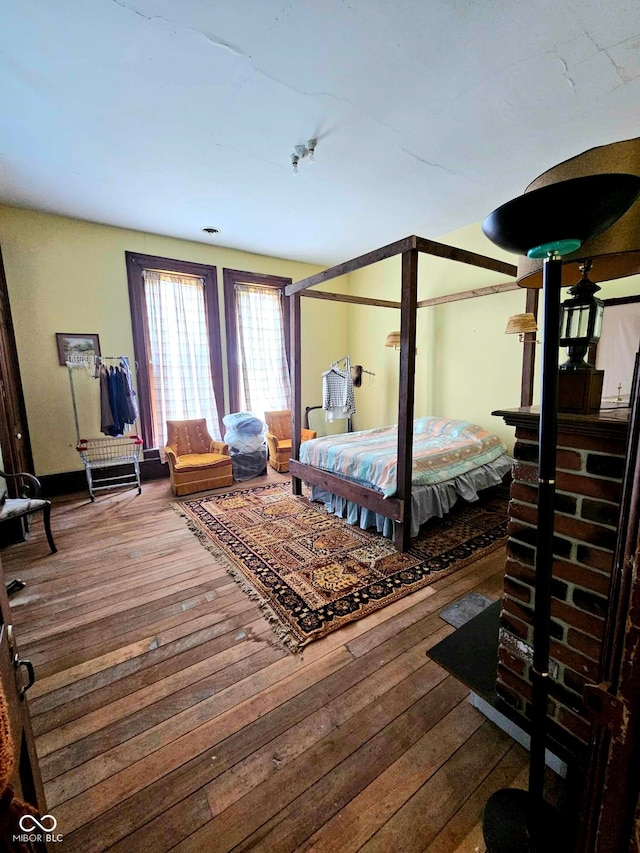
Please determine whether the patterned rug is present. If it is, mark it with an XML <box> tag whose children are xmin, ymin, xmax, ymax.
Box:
<box><xmin>175</xmin><ymin>483</ymin><xmax>509</xmax><ymax>651</ymax></box>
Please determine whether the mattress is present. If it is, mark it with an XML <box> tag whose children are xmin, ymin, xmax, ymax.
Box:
<box><xmin>299</xmin><ymin>416</ymin><xmax>509</xmax><ymax>497</ymax></box>
<box><xmin>299</xmin><ymin>416</ymin><xmax>512</xmax><ymax>538</ymax></box>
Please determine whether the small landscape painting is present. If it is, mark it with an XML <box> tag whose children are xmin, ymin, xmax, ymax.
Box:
<box><xmin>56</xmin><ymin>333</ymin><xmax>101</xmax><ymax>366</ymax></box>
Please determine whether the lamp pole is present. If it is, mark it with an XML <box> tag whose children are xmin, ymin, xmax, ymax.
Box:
<box><xmin>528</xmin><ymin>252</ymin><xmax>561</xmax><ymax>846</ymax></box>
<box><xmin>483</xmin><ymin>254</ymin><xmax>565</xmax><ymax>853</ymax></box>
<box><xmin>481</xmin><ymin>171</ymin><xmax>640</xmax><ymax>853</ymax></box>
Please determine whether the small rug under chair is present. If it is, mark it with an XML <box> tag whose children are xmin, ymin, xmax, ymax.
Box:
<box><xmin>174</xmin><ymin>483</ymin><xmax>509</xmax><ymax>651</ymax></box>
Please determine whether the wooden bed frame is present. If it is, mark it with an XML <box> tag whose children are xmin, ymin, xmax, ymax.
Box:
<box><xmin>286</xmin><ymin>235</ymin><xmax>518</xmax><ymax>552</ymax></box>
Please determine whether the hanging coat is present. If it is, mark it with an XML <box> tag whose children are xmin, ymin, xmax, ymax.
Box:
<box><xmin>107</xmin><ymin>366</ymin><xmax>123</xmax><ymax>436</ymax></box>
<box><xmin>120</xmin><ymin>358</ymin><xmax>139</xmax><ymax>424</ymax></box>
<box><xmin>100</xmin><ymin>366</ymin><xmax>115</xmax><ymax>434</ymax></box>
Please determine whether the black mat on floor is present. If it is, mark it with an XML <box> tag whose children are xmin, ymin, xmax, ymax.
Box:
<box><xmin>428</xmin><ymin>599</ymin><xmax>501</xmax><ymax>701</ymax></box>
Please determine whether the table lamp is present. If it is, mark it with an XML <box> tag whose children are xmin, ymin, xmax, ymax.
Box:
<box><xmin>481</xmin><ymin>172</ymin><xmax>640</xmax><ymax>852</ymax></box>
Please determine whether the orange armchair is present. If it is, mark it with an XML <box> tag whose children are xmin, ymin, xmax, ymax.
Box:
<box><xmin>265</xmin><ymin>410</ymin><xmax>316</xmax><ymax>473</ymax></box>
<box><xmin>165</xmin><ymin>418</ymin><xmax>233</xmax><ymax>496</ymax></box>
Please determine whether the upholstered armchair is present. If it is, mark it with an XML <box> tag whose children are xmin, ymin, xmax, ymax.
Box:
<box><xmin>165</xmin><ymin>419</ymin><xmax>233</xmax><ymax>496</ymax></box>
<box><xmin>264</xmin><ymin>410</ymin><xmax>316</xmax><ymax>473</ymax></box>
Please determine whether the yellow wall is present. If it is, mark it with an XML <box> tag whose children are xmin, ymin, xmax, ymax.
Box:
<box><xmin>0</xmin><ymin>205</ymin><xmax>348</xmax><ymax>476</ymax></box>
<box><xmin>347</xmin><ymin>226</ymin><xmax>524</xmax><ymax>450</ymax></box>
<box><xmin>2</xmin><ymin>202</ymin><xmax>639</xmax><ymax>475</ymax></box>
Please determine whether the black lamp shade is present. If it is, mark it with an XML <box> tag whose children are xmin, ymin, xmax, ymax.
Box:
<box><xmin>482</xmin><ymin>173</ymin><xmax>640</xmax><ymax>259</ymax></box>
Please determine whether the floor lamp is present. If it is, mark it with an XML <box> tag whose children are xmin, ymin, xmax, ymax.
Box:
<box><xmin>481</xmin><ymin>172</ymin><xmax>640</xmax><ymax>853</ymax></box>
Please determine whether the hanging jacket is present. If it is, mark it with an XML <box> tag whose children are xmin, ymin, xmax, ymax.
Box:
<box><xmin>99</xmin><ymin>366</ymin><xmax>115</xmax><ymax>434</ymax></box>
<box><xmin>107</xmin><ymin>366</ymin><xmax>123</xmax><ymax>436</ymax></box>
<box><xmin>120</xmin><ymin>358</ymin><xmax>139</xmax><ymax>424</ymax></box>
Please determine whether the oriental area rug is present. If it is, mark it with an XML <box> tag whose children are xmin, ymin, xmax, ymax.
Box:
<box><xmin>174</xmin><ymin>483</ymin><xmax>509</xmax><ymax>651</ymax></box>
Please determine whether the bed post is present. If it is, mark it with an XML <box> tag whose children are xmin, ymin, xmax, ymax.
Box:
<box><xmin>290</xmin><ymin>290</ymin><xmax>302</xmax><ymax>495</ymax></box>
<box><xmin>394</xmin><ymin>248</ymin><xmax>418</xmax><ymax>551</ymax></box>
<box><xmin>521</xmin><ymin>287</ymin><xmax>539</xmax><ymax>407</ymax></box>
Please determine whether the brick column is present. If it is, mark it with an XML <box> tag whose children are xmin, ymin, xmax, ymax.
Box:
<box><xmin>493</xmin><ymin>408</ymin><xmax>629</xmax><ymax>761</ymax></box>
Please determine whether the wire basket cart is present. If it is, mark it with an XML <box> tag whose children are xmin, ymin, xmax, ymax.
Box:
<box><xmin>76</xmin><ymin>435</ymin><xmax>143</xmax><ymax>501</ymax></box>
<box><xmin>67</xmin><ymin>355</ymin><xmax>143</xmax><ymax>501</ymax></box>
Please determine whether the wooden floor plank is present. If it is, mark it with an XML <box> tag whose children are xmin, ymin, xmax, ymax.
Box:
<box><xmin>0</xmin><ymin>476</ymin><xmax>528</xmax><ymax>852</ymax></box>
<box><xmin>53</xmin><ymin>646</ymin><xmax>354</xmax><ymax>832</ymax></box>
<box><xmin>41</xmin><ymin>643</ymin><xmax>287</xmax><ymax>784</ymax></box>
<box><xmin>29</xmin><ymin>588</ymin><xmax>253</xmax><ymax>697</ymax></box>
<box><xmin>68</xmin><ymin>621</ymin><xmax>454</xmax><ymax>851</ymax></box>
<box><xmin>174</xmin><ymin>676</ymin><xmax>470</xmax><ymax>852</ymax></box>
<box><xmin>23</xmin><ymin>583</ymin><xmax>234</xmax><ymax>669</ymax></box>
<box><xmin>300</xmin><ymin>699</ymin><xmax>487</xmax><ymax>853</ymax></box>
<box><xmin>30</xmin><ymin>614</ymin><xmax>269</xmax><ymax>735</ymax></box>
<box><xmin>424</xmin><ymin>745</ymin><xmax>528</xmax><ymax>853</ymax></box>
<box><xmin>203</xmin><ymin>643</ymin><xmax>440</xmax><ymax>821</ymax></box>
<box><xmin>360</xmin><ymin>722</ymin><xmax>515</xmax><ymax>852</ymax></box>
<box><xmin>36</xmin><ymin>628</ymin><xmax>275</xmax><ymax>758</ymax></box>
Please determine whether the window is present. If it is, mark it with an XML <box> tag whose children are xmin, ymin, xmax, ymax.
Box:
<box><xmin>223</xmin><ymin>269</ymin><xmax>291</xmax><ymax>419</ymax></box>
<box><xmin>126</xmin><ymin>253</ymin><xmax>225</xmax><ymax>449</ymax></box>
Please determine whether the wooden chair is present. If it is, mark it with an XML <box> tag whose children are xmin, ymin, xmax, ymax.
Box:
<box><xmin>0</xmin><ymin>469</ymin><xmax>56</xmax><ymax>554</ymax></box>
<box><xmin>264</xmin><ymin>410</ymin><xmax>316</xmax><ymax>473</ymax></box>
<box><xmin>165</xmin><ymin>419</ymin><xmax>233</xmax><ymax>496</ymax></box>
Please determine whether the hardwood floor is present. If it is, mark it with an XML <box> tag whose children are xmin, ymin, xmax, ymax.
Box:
<box><xmin>1</xmin><ymin>472</ymin><xmax>529</xmax><ymax>852</ymax></box>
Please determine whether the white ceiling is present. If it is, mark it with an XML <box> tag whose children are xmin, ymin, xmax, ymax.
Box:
<box><xmin>1</xmin><ymin>0</ymin><xmax>640</xmax><ymax>265</ymax></box>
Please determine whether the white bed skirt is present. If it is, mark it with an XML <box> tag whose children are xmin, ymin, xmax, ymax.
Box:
<box><xmin>307</xmin><ymin>454</ymin><xmax>513</xmax><ymax>539</ymax></box>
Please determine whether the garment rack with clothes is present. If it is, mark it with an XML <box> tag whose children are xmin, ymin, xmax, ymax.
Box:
<box><xmin>321</xmin><ymin>354</ymin><xmax>375</xmax><ymax>430</ymax></box>
<box><xmin>66</xmin><ymin>355</ymin><xmax>143</xmax><ymax>501</ymax></box>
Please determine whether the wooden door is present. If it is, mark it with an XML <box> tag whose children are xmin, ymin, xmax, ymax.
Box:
<box><xmin>0</xmin><ymin>244</ymin><xmax>33</xmax><ymax>480</ymax></box>
<box><xmin>0</xmin><ymin>556</ymin><xmax>47</xmax><ymax>848</ymax></box>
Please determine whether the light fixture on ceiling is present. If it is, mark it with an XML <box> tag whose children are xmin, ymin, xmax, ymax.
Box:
<box><xmin>291</xmin><ymin>138</ymin><xmax>317</xmax><ymax>175</ymax></box>
<box><xmin>504</xmin><ymin>312</ymin><xmax>538</xmax><ymax>342</ymax></box>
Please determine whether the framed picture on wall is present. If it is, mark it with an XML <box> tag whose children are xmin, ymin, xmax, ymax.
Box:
<box><xmin>56</xmin><ymin>333</ymin><xmax>101</xmax><ymax>365</ymax></box>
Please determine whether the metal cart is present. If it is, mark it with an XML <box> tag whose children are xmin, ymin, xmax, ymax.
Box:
<box><xmin>67</xmin><ymin>355</ymin><xmax>143</xmax><ymax>500</ymax></box>
<box><xmin>75</xmin><ymin>435</ymin><xmax>143</xmax><ymax>501</ymax></box>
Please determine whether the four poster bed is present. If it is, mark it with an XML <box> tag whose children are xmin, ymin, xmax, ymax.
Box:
<box><xmin>299</xmin><ymin>417</ymin><xmax>513</xmax><ymax>538</ymax></box>
<box><xmin>285</xmin><ymin>235</ymin><xmax>519</xmax><ymax>552</ymax></box>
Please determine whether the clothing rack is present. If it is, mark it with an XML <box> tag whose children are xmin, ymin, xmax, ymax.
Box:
<box><xmin>66</xmin><ymin>354</ymin><xmax>142</xmax><ymax>500</ymax></box>
<box><xmin>322</xmin><ymin>354</ymin><xmax>375</xmax><ymax>432</ymax></box>
<box><xmin>330</xmin><ymin>354</ymin><xmax>375</xmax><ymax>378</ymax></box>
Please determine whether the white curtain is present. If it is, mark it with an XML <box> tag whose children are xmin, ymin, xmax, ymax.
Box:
<box><xmin>596</xmin><ymin>302</ymin><xmax>640</xmax><ymax>399</ymax></box>
<box><xmin>235</xmin><ymin>283</ymin><xmax>291</xmax><ymax>420</ymax></box>
<box><xmin>143</xmin><ymin>270</ymin><xmax>221</xmax><ymax>448</ymax></box>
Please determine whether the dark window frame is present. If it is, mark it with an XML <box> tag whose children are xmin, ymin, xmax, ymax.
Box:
<box><xmin>125</xmin><ymin>251</ymin><xmax>225</xmax><ymax>449</ymax></box>
<box><xmin>222</xmin><ymin>268</ymin><xmax>292</xmax><ymax>414</ymax></box>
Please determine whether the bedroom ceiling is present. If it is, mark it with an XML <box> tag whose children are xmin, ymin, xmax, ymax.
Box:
<box><xmin>1</xmin><ymin>0</ymin><xmax>640</xmax><ymax>266</ymax></box>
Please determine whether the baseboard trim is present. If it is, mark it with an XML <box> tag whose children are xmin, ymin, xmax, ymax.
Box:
<box><xmin>39</xmin><ymin>457</ymin><xmax>169</xmax><ymax>497</ymax></box>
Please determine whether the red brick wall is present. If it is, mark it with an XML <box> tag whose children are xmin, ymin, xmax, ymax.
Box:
<box><xmin>497</xmin><ymin>421</ymin><xmax>628</xmax><ymax>759</ymax></box>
